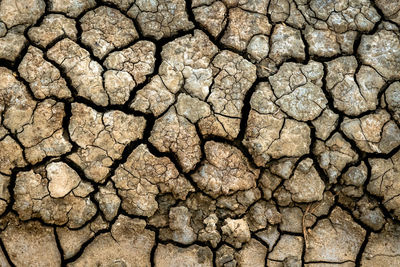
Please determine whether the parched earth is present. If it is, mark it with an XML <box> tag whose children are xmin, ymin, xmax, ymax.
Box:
<box><xmin>0</xmin><ymin>0</ymin><xmax>400</xmax><ymax>266</ymax></box>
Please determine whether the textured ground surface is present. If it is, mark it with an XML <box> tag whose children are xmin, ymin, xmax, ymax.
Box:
<box><xmin>0</xmin><ymin>0</ymin><xmax>400</xmax><ymax>266</ymax></box>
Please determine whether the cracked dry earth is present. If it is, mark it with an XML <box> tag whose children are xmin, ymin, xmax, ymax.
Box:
<box><xmin>0</xmin><ymin>0</ymin><xmax>400</xmax><ymax>267</ymax></box>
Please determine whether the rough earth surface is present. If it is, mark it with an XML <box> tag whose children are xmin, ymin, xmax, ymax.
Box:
<box><xmin>0</xmin><ymin>0</ymin><xmax>399</xmax><ymax>266</ymax></box>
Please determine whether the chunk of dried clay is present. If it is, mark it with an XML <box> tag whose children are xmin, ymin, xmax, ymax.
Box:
<box><xmin>47</xmin><ymin>38</ymin><xmax>108</xmax><ymax>106</ymax></box>
<box><xmin>221</xmin><ymin>218</ymin><xmax>251</xmax><ymax>248</ymax></box>
<box><xmin>243</xmin><ymin>110</ymin><xmax>311</xmax><ymax>166</ymax></box>
<box><xmin>220</xmin><ymin>8</ymin><xmax>271</xmax><ymax>51</ymax></box>
<box><xmin>150</xmin><ymin>107</ymin><xmax>202</xmax><ymax>172</ymax></box>
<box><xmin>305</xmin><ymin>207</ymin><xmax>366</xmax><ymax>263</ymax></box>
<box><xmin>341</xmin><ymin>109</ymin><xmax>400</xmax><ymax>154</ymax></box>
<box><xmin>112</xmin><ymin>144</ymin><xmax>193</xmax><ymax>217</ymax></box>
<box><xmin>368</xmin><ymin>151</ymin><xmax>400</xmax><ymax>220</ymax></box>
<box><xmin>269</xmin><ymin>61</ymin><xmax>327</xmax><ymax>121</ymax></box>
<box><xmin>358</xmin><ymin>27</ymin><xmax>400</xmax><ymax>80</ymax></box>
<box><xmin>284</xmin><ymin>158</ymin><xmax>325</xmax><ymax>203</ymax></box>
<box><xmin>28</xmin><ymin>14</ymin><xmax>77</xmax><ymax>48</ymax></box>
<box><xmin>385</xmin><ymin>81</ymin><xmax>400</xmax><ymax>123</ymax></box>
<box><xmin>128</xmin><ymin>0</ymin><xmax>194</xmax><ymax>40</ymax></box>
<box><xmin>18</xmin><ymin>46</ymin><xmax>71</xmax><ymax>99</ymax></box>
<box><xmin>193</xmin><ymin>1</ymin><xmax>227</xmax><ymax>38</ymax></box>
<box><xmin>0</xmin><ymin>0</ymin><xmax>45</xmax><ymax>29</ymax></box>
<box><xmin>0</xmin><ymin>67</ymin><xmax>36</xmax><ymax>133</ymax></box>
<box><xmin>80</xmin><ymin>6</ymin><xmax>139</xmax><ymax>59</ymax></box>
<box><xmin>17</xmin><ymin>99</ymin><xmax>72</xmax><ymax>164</ymax></box>
<box><xmin>68</xmin><ymin>103</ymin><xmax>146</xmax><ymax>183</ymax></box>
<box><xmin>155</xmin><ymin>243</ymin><xmax>213</xmax><ymax>267</ymax></box>
<box><xmin>48</xmin><ymin>0</ymin><xmax>96</xmax><ymax>17</ymax></box>
<box><xmin>13</xmin><ymin>164</ymin><xmax>96</xmax><ymax>228</ymax></box>
<box><xmin>0</xmin><ymin>214</ymin><xmax>61</xmax><ymax>266</ymax></box>
<box><xmin>325</xmin><ymin>56</ymin><xmax>385</xmax><ymax>116</ymax></box>
<box><xmin>314</xmin><ymin>132</ymin><xmax>358</xmax><ymax>183</ymax></box>
<box><xmin>191</xmin><ymin>141</ymin><xmax>259</xmax><ymax>198</ymax></box>
<box><xmin>69</xmin><ymin>216</ymin><xmax>155</xmax><ymax>267</ymax></box>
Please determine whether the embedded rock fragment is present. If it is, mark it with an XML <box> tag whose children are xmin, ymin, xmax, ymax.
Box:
<box><xmin>154</xmin><ymin>244</ymin><xmax>213</xmax><ymax>267</ymax></box>
<box><xmin>0</xmin><ymin>0</ymin><xmax>45</xmax><ymax>29</ymax></box>
<box><xmin>358</xmin><ymin>26</ymin><xmax>400</xmax><ymax>80</ymax></box>
<box><xmin>0</xmin><ymin>214</ymin><xmax>61</xmax><ymax>266</ymax></box>
<box><xmin>48</xmin><ymin>0</ymin><xmax>96</xmax><ymax>17</ymax></box>
<box><xmin>325</xmin><ymin>56</ymin><xmax>386</xmax><ymax>115</ymax></box>
<box><xmin>17</xmin><ymin>99</ymin><xmax>72</xmax><ymax>164</ymax></box>
<box><xmin>111</xmin><ymin>144</ymin><xmax>193</xmax><ymax>217</ymax></box>
<box><xmin>47</xmin><ymin>38</ymin><xmax>108</xmax><ymax>106</ymax></box>
<box><xmin>220</xmin><ymin>8</ymin><xmax>271</xmax><ymax>51</ymax></box>
<box><xmin>284</xmin><ymin>158</ymin><xmax>325</xmax><ymax>203</ymax></box>
<box><xmin>28</xmin><ymin>14</ymin><xmax>77</xmax><ymax>48</ymax></box>
<box><xmin>68</xmin><ymin>103</ymin><xmax>146</xmax><ymax>183</ymax></box>
<box><xmin>341</xmin><ymin>109</ymin><xmax>400</xmax><ymax>154</ymax></box>
<box><xmin>269</xmin><ymin>61</ymin><xmax>326</xmax><ymax>121</ymax></box>
<box><xmin>341</xmin><ymin>162</ymin><xmax>368</xmax><ymax>198</ymax></box>
<box><xmin>368</xmin><ymin>151</ymin><xmax>400</xmax><ymax>220</ymax></box>
<box><xmin>69</xmin><ymin>216</ymin><xmax>155</xmax><ymax>267</ymax></box>
<box><xmin>18</xmin><ymin>46</ymin><xmax>71</xmax><ymax>99</ymax></box>
<box><xmin>80</xmin><ymin>6</ymin><xmax>139</xmax><ymax>59</ymax></box>
<box><xmin>150</xmin><ymin>107</ymin><xmax>201</xmax><ymax>172</ymax></box>
<box><xmin>191</xmin><ymin>141</ymin><xmax>259</xmax><ymax>198</ymax></box>
<box><xmin>305</xmin><ymin>207</ymin><xmax>366</xmax><ymax>263</ymax></box>
<box><xmin>221</xmin><ymin>218</ymin><xmax>251</xmax><ymax>248</ymax></box>
<box><xmin>247</xmin><ymin>34</ymin><xmax>270</xmax><ymax>62</ymax></box>
<box><xmin>314</xmin><ymin>132</ymin><xmax>358</xmax><ymax>183</ymax></box>
<box><xmin>13</xmin><ymin>164</ymin><xmax>96</xmax><ymax>228</ymax></box>
<box><xmin>128</xmin><ymin>0</ymin><xmax>194</xmax><ymax>40</ymax></box>
<box><xmin>361</xmin><ymin>222</ymin><xmax>400</xmax><ymax>266</ymax></box>
<box><xmin>385</xmin><ymin>81</ymin><xmax>400</xmax><ymax>123</ymax></box>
